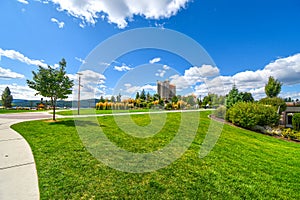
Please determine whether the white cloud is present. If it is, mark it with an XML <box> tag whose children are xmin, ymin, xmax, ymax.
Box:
<box><xmin>0</xmin><ymin>48</ymin><xmax>47</xmax><ymax>67</ymax></box>
<box><xmin>51</xmin><ymin>17</ymin><xmax>65</xmax><ymax>28</ymax></box>
<box><xmin>17</xmin><ymin>0</ymin><xmax>29</xmax><ymax>5</ymax></box>
<box><xmin>155</xmin><ymin>64</ymin><xmax>170</xmax><ymax>77</ymax></box>
<box><xmin>113</xmin><ymin>65</ymin><xmax>132</xmax><ymax>72</ymax></box>
<box><xmin>155</xmin><ymin>69</ymin><xmax>166</xmax><ymax>78</ymax></box>
<box><xmin>193</xmin><ymin>53</ymin><xmax>300</xmax><ymax>100</ymax></box>
<box><xmin>149</xmin><ymin>57</ymin><xmax>161</xmax><ymax>64</ymax></box>
<box><xmin>34</xmin><ymin>0</ymin><xmax>49</xmax><ymax>4</ymax></box>
<box><xmin>0</xmin><ymin>67</ymin><xmax>25</xmax><ymax>79</ymax></box>
<box><xmin>48</xmin><ymin>0</ymin><xmax>191</xmax><ymax>28</ymax></box>
<box><xmin>75</xmin><ymin>57</ymin><xmax>86</xmax><ymax>64</ymax></box>
<box><xmin>124</xmin><ymin>83</ymin><xmax>156</xmax><ymax>95</ymax></box>
<box><xmin>0</xmin><ymin>84</ymin><xmax>44</xmax><ymax>100</ymax></box>
<box><xmin>170</xmin><ymin>64</ymin><xmax>220</xmax><ymax>90</ymax></box>
<box><xmin>68</xmin><ymin>70</ymin><xmax>106</xmax><ymax>99</ymax></box>
<box><xmin>264</xmin><ymin>53</ymin><xmax>300</xmax><ymax>85</ymax></box>
<box><xmin>163</xmin><ymin>65</ymin><xmax>170</xmax><ymax>70</ymax></box>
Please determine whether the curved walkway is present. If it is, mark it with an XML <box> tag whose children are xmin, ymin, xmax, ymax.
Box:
<box><xmin>0</xmin><ymin>112</ymin><xmax>52</xmax><ymax>200</ymax></box>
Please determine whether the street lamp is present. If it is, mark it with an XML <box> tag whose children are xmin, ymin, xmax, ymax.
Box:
<box><xmin>77</xmin><ymin>73</ymin><xmax>83</xmax><ymax>115</ymax></box>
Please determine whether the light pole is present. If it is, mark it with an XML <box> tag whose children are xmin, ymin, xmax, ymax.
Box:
<box><xmin>77</xmin><ymin>73</ymin><xmax>83</xmax><ymax>115</ymax></box>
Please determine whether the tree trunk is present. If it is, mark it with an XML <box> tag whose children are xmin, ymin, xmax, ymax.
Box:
<box><xmin>53</xmin><ymin>104</ymin><xmax>56</xmax><ymax>121</ymax></box>
<box><xmin>51</xmin><ymin>98</ymin><xmax>56</xmax><ymax>121</ymax></box>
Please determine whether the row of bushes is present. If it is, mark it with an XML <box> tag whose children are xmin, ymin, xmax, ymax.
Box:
<box><xmin>95</xmin><ymin>100</ymin><xmax>193</xmax><ymax>110</ymax></box>
<box><xmin>214</xmin><ymin>102</ymin><xmax>280</xmax><ymax>129</ymax></box>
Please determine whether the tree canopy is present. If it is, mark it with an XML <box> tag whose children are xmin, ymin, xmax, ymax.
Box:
<box><xmin>27</xmin><ymin>58</ymin><xmax>74</xmax><ymax>120</ymax></box>
<box><xmin>265</xmin><ymin>76</ymin><xmax>282</xmax><ymax>98</ymax></box>
<box><xmin>1</xmin><ymin>86</ymin><xmax>13</xmax><ymax>108</ymax></box>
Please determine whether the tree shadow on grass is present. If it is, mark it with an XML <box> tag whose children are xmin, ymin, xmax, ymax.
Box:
<box><xmin>48</xmin><ymin>119</ymin><xmax>106</xmax><ymax>127</ymax></box>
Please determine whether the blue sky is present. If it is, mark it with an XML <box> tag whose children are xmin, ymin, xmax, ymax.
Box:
<box><xmin>0</xmin><ymin>0</ymin><xmax>299</xmax><ymax>100</ymax></box>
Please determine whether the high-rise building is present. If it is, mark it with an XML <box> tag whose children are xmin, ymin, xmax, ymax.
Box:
<box><xmin>157</xmin><ymin>80</ymin><xmax>176</xmax><ymax>100</ymax></box>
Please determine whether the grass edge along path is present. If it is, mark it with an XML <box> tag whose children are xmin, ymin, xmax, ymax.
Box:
<box><xmin>12</xmin><ymin>111</ymin><xmax>300</xmax><ymax>199</ymax></box>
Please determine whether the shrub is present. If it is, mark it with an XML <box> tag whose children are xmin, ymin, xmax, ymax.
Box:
<box><xmin>214</xmin><ymin>106</ymin><xmax>226</xmax><ymax>119</ymax></box>
<box><xmin>226</xmin><ymin>102</ymin><xmax>279</xmax><ymax>129</ymax></box>
<box><xmin>282</xmin><ymin>128</ymin><xmax>300</xmax><ymax>140</ymax></box>
<box><xmin>292</xmin><ymin>113</ymin><xmax>300</xmax><ymax>131</ymax></box>
<box><xmin>258</xmin><ymin>97</ymin><xmax>287</xmax><ymax>113</ymax></box>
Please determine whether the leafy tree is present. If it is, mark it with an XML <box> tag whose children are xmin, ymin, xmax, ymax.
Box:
<box><xmin>110</xmin><ymin>96</ymin><xmax>116</xmax><ymax>103</ymax></box>
<box><xmin>265</xmin><ymin>76</ymin><xmax>282</xmax><ymax>98</ymax></box>
<box><xmin>140</xmin><ymin>89</ymin><xmax>146</xmax><ymax>101</ymax></box>
<box><xmin>171</xmin><ymin>95</ymin><xmax>178</xmax><ymax>103</ymax></box>
<box><xmin>226</xmin><ymin>84</ymin><xmax>242</xmax><ymax>109</ymax></box>
<box><xmin>1</xmin><ymin>86</ymin><xmax>13</xmax><ymax>108</ymax></box>
<box><xmin>27</xmin><ymin>58</ymin><xmax>74</xmax><ymax>120</ymax></box>
<box><xmin>202</xmin><ymin>95</ymin><xmax>212</xmax><ymax>108</ymax></box>
<box><xmin>153</xmin><ymin>93</ymin><xmax>160</xmax><ymax>101</ymax></box>
<box><xmin>99</xmin><ymin>96</ymin><xmax>105</xmax><ymax>103</ymax></box>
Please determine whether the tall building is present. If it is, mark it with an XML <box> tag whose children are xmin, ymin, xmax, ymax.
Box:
<box><xmin>157</xmin><ymin>80</ymin><xmax>176</xmax><ymax>100</ymax></box>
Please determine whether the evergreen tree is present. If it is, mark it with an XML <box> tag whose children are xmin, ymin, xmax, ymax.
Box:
<box><xmin>226</xmin><ymin>84</ymin><xmax>242</xmax><ymax>109</ymax></box>
<box><xmin>140</xmin><ymin>89</ymin><xmax>146</xmax><ymax>100</ymax></box>
<box><xmin>135</xmin><ymin>92</ymin><xmax>140</xmax><ymax>100</ymax></box>
<box><xmin>240</xmin><ymin>92</ymin><xmax>254</xmax><ymax>102</ymax></box>
<box><xmin>146</xmin><ymin>92</ymin><xmax>151</xmax><ymax>101</ymax></box>
<box><xmin>1</xmin><ymin>86</ymin><xmax>13</xmax><ymax>108</ymax></box>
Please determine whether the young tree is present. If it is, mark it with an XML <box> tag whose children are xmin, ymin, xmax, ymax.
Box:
<box><xmin>265</xmin><ymin>76</ymin><xmax>282</xmax><ymax>98</ymax></box>
<box><xmin>171</xmin><ymin>95</ymin><xmax>178</xmax><ymax>103</ymax></box>
<box><xmin>146</xmin><ymin>92</ymin><xmax>151</xmax><ymax>101</ymax></box>
<box><xmin>1</xmin><ymin>86</ymin><xmax>13</xmax><ymax>108</ymax></box>
<box><xmin>116</xmin><ymin>93</ymin><xmax>122</xmax><ymax>102</ymax></box>
<box><xmin>27</xmin><ymin>58</ymin><xmax>74</xmax><ymax>120</ymax></box>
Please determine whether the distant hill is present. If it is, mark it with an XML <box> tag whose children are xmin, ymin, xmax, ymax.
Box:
<box><xmin>10</xmin><ymin>99</ymin><xmax>100</xmax><ymax>108</ymax></box>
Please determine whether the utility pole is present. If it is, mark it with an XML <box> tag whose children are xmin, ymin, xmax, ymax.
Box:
<box><xmin>77</xmin><ymin>73</ymin><xmax>83</xmax><ymax>115</ymax></box>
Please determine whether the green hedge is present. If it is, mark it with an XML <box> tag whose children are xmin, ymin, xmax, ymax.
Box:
<box><xmin>226</xmin><ymin>102</ymin><xmax>279</xmax><ymax>129</ymax></box>
<box><xmin>292</xmin><ymin>113</ymin><xmax>300</xmax><ymax>131</ymax></box>
<box><xmin>258</xmin><ymin>97</ymin><xmax>286</xmax><ymax>113</ymax></box>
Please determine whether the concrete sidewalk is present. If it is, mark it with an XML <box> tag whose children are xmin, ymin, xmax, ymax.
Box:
<box><xmin>0</xmin><ymin>112</ymin><xmax>52</xmax><ymax>200</ymax></box>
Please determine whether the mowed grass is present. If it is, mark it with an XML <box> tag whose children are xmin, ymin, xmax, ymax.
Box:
<box><xmin>0</xmin><ymin>109</ymin><xmax>39</xmax><ymax>114</ymax></box>
<box><xmin>56</xmin><ymin>108</ymin><xmax>150</xmax><ymax>116</ymax></box>
<box><xmin>12</xmin><ymin>111</ymin><xmax>300</xmax><ymax>199</ymax></box>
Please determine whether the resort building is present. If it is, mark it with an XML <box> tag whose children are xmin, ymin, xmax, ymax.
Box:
<box><xmin>157</xmin><ymin>80</ymin><xmax>176</xmax><ymax>100</ymax></box>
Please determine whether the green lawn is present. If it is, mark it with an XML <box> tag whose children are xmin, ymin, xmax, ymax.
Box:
<box><xmin>0</xmin><ymin>109</ymin><xmax>39</xmax><ymax>114</ymax></box>
<box><xmin>12</xmin><ymin>111</ymin><xmax>300</xmax><ymax>199</ymax></box>
<box><xmin>56</xmin><ymin>108</ymin><xmax>150</xmax><ymax>116</ymax></box>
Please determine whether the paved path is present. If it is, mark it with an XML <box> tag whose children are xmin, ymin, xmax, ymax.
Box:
<box><xmin>0</xmin><ymin>112</ymin><xmax>52</xmax><ymax>200</ymax></box>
